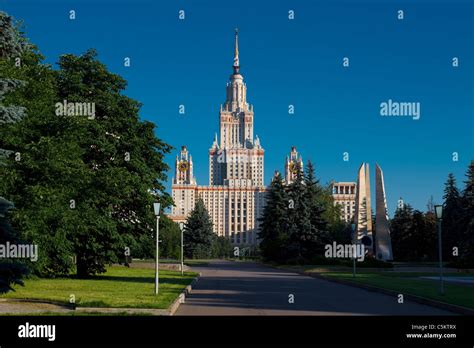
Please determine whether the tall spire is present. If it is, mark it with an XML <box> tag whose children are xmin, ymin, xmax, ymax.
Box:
<box><xmin>233</xmin><ymin>28</ymin><xmax>240</xmax><ymax>74</ymax></box>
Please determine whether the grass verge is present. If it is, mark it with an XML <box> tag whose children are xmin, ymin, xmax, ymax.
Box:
<box><xmin>320</xmin><ymin>272</ymin><xmax>474</xmax><ymax>309</ymax></box>
<box><xmin>1</xmin><ymin>265</ymin><xmax>198</xmax><ymax>309</ymax></box>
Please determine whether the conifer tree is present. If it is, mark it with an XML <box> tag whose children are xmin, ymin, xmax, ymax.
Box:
<box><xmin>442</xmin><ymin>173</ymin><xmax>463</xmax><ymax>261</ymax></box>
<box><xmin>0</xmin><ymin>11</ymin><xmax>34</xmax><ymax>291</ymax></box>
<box><xmin>459</xmin><ymin>161</ymin><xmax>474</xmax><ymax>265</ymax></box>
<box><xmin>390</xmin><ymin>203</ymin><xmax>414</xmax><ymax>261</ymax></box>
<box><xmin>258</xmin><ymin>172</ymin><xmax>289</xmax><ymax>262</ymax></box>
<box><xmin>304</xmin><ymin>161</ymin><xmax>329</xmax><ymax>257</ymax></box>
<box><xmin>183</xmin><ymin>199</ymin><xmax>214</xmax><ymax>259</ymax></box>
<box><xmin>286</xmin><ymin>164</ymin><xmax>311</xmax><ymax>260</ymax></box>
<box><xmin>0</xmin><ymin>11</ymin><xmax>28</xmax><ymax>157</ymax></box>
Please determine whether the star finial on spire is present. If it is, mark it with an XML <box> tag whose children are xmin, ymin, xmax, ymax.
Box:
<box><xmin>233</xmin><ymin>28</ymin><xmax>240</xmax><ymax>73</ymax></box>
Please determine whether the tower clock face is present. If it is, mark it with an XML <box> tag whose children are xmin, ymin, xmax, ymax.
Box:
<box><xmin>178</xmin><ymin>161</ymin><xmax>189</xmax><ymax>172</ymax></box>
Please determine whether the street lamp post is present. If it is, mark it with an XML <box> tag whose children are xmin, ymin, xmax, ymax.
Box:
<box><xmin>351</xmin><ymin>223</ymin><xmax>356</xmax><ymax>278</ymax></box>
<box><xmin>153</xmin><ymin>203</ymin><xmax>161</xmax><ymax>295</ymax></box>
<box><xmin>179</xmin><ymin>222</ymin><xmax>184</xmax><ymax>276</ymax></box>
<box><xmin>434</xmin><ymin>205</ymin><xmax>444</xmax><ymax>295</ymax></box>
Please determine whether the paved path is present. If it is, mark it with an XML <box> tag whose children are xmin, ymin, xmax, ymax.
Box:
<box><xmin>0</xmin><ymin>300</ymin><xmax>73</xmax><ymax>314</ymax></box>
<box><xmin>176</xmin><ymin>260</ymin><xmax>455</xmax><ymax>316</ymax></box>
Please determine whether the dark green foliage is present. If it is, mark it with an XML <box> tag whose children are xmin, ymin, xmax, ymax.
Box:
<box><xmin>304</xmin><ymin>161</ymin><xmax>330</xmax><ymax>253</ymax></box>
<box><xmin>129</xmin><ymin>215</ymin><xmax>181</xmax><ymax>260</ymax></box>
<box><xmin>390</xmin><ymin>164</ymin><xmax>473</xmax><ymax>265</ymax></box>
<box><xmin>450</xmin><ymin>162</ymin><xmax>474</xmax><ymax>267</ymax></box>
<box><xmin>258</xmin><ymin>162</ymin><xmax>339</xmax><ymax>264</ymax></box>
<box><xmin>0</xmin><ymin>12</ymin><xmax>31</xmax><ymax>157</ymax></box>
<box><xmin>286</xmin><ymin>165</ymin><xmax>312</xmax><ymax>260</ymax></box>
<box><xmin>0</xmin><ymin>12</ymin><xmax>28</xmax><ymax>59</ymax></box>
<box><xmin>389</xmin><ymin>204</ymin><xmax>414</xmax><ymax>261</ymax></box>
<box><xmin>410</xmin><ymin>210</ymin><xmax>437</xmax><ymax>261</ymax></box>
<box><xmin>442</xmin><ymin>173</ymin><xmax>463</xmax><ymax>262</ymax></box>
<box><xmin>460</xmin><ymin>162</ymin><xmax>474</xmax><ymax>265</ymax></box>
<box><xmin>390</xmin><ymin>204</ymin><xmax>438</xmax><ymax>261</ymax></box>
<box><xmin>211</xmin><ymin>235</ymin><xmax>233</xmax><ymax>259</ymax></box>
<box><xmin>159</xmin><ymin>216</ymin><xmax>181</xmax><ymax>260</ymax></box>
<box><xmin>0</xmin><ymin>197</ymin><xmax>29</xmax><ymax>293</ymax></box>
<box><xmin>0</xmin><ymin>12</ymin><xmax>173</xmax><ymax>278</ymax></box>
<box><xmin>183</xmin><ymin>199</ymin><xmax>214</xmax><ymax>259</ymax></box>
<box><xmin>258</xmin><ymin>172</ymin><xmax>290</xmax><ymax>262</ymax></box>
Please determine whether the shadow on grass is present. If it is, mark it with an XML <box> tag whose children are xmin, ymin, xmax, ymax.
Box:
<box><xmin>88</xmin><ymin>275</ymin><xmax>195</xmax><ymax>285</ymax></box>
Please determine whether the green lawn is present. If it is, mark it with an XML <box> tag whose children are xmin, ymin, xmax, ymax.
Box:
<box><xmin>1</xmin><ymin>265</ymin><xmax>198</xmax><ymax>309</ymax></box>
<box><xmin>321</xmin><ymin>272</ymin><xmax>474</xmax><ymax>309</ymax></box>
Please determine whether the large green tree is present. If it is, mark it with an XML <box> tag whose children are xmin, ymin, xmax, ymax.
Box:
<box><xmin>158</xmin><ymin>216</ymin><xmax>181</xmax><ymax>260</ymax></box>
<box><xmin>1</xmin><ymin>41</ymin><xmax>172</xmax><ymax>276</ymax></box>
<box><xmin>390</xmin><ymin>203</ymin><xmax>414</xmax><ymax>261</ymax></box>
<box><xmin>258</xmin><ymin>172</ymin><xmax>290</xmax><ymax>262</ymax></box>
<box><xmin>0</xmin><ymin>11</ymin><xmax>50</xmax><ymax>287</ymax></box>
<box><xmin>128</xmin><ymin>215</ymin><xmax>181</xmax><ymax>260</ymax></box>
<box><xmin>303</xmin><ymin>161</ymin><xmax>329</xmax><ymax>256</ymax></box>
<box><xmin>458</xmin><ymin>161</ymin><xmax>474</xmax><ymax>266</ymax></box>
<box><xmin>320</xmin><ymin>185</ymin><xmax>348</xmax><ymax>244</ymax></box>
<box><xmin>56</xmin><ymin>49</ymin><xmax>172</xmax><ymax>277</ymax></box>
<box><xmin>286</xmin><ymin>165</ymin><xmax>312</xmax><ymax>260</ymax></box>
<box><xmin>0</xmin><ymin>11</ymin><xmax>26</xmax><ymax>132</ymax></box>
<box><xmin>183</xmin><ymin>199</ymin><xmax>214</xmax><ymax>259</ymax></box>
<box><xmin>410</xmin><ymin>210</ymin><xmax>437</xmax><ymax>261</ymax></box>
<box><xmin>442</xmin><ymin>173</ymin><xmax>463</xmax><ymax>262</ymax></box>
<box><xmin>210</xmin><ymin>235</ymin><xmax>233</xmax><ymax>259</ymax></box>
<box><xmin>259</xmin><ymin>164</ymin><xmax>343</xmax><ymax>264</ymax></box>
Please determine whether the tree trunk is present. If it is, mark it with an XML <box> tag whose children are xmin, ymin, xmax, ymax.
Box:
<box><xmin>76</xmin><ymin>256</ymin><xmax>89</xmax><ymax>279</ymax></box>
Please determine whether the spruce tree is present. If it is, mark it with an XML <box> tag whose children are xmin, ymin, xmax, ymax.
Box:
<box><xmin>0</xmin><ymin>11</ymin><xmax>28</xmax><ymax>158</ymax></box>
<box><xmin>286</xmin><ymin>164</ymin><xmax>311</xmax><ymax>261</ymax></box>
<box><xmin>421</xmin><ymin>210</ymin><xmax>438</xmax><ymax>261</ymax></box>
<box><xmin>183</xmin><ymin>199</ymin><xmax>214</xmax><ymax>259</ymax></box>
<box><xmin>0</xmin><ymin>11</ymin><xmax>37</xmax><ymax>290</ymax></box>
<box><xmin>459</xmin><ymin>161</ymin><xmax>474</xmax><ymax>266</ymax></box>
<box><xmin>390</xmin><ymin>203</ymin><xmax>414</xmax><ymax>261</ymax></box>
<box><xmin>258</xmin><ymin>172</ymin><xmax>289</xmax><ymax>262</ymax></box>
<box><xmin>0</xmin><ymin>12</ymin><xmax>27</xmax><ymax>59</ymax></box>
<box><xmin>442</xmin><ymin>173</ymin><xmax>462</xmax><ymax>261</ymax></box>
<box><xmin>304</xmin><ymin>161</ymin><xmax>329</xmax><ymax>258</ymax></box>
<box><xmin>409</xmin><ymin>210</ymin><xmax>437</xmax><ymax>261</ymax></box>
<box><xmin>463</xmin><ymin>161</ymin><xmax>474</xmax><ymax>206</ymax></box>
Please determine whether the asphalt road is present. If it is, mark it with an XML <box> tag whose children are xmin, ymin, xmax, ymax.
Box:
<box><xmin>175</xmin><ymin>260</ymin><xmax>454</xmax><ymax>316</ymax></box>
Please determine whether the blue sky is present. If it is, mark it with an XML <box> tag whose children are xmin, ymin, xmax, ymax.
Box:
<box><xmin>2</xmin><ymin>0</ymin><xmax>473</xmax><ymax>216</ymax></box>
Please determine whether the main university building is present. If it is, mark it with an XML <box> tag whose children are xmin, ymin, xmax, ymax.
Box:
<box><xmin>169</xmin><ymin>30</ymin><xmax>374</xmax><ymax>249</ymax></box>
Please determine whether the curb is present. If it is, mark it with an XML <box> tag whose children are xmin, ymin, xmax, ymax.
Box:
<box><xmin>75</xmin><ymin>307</ymin><xmax>168</xmax><ymax>315</ymax></box>
<box><xmin>168</xmin><ymin>272</ymin><xmax>202</xmax><ymax>316</ymax></box>
<box><xmin>0</xmin><ymin>298</ymin><xmax>74</xmax><ymax>309</ymax></box>
<box><xmin>289</xmin><ymin>268</ymin><xmax>473</xmax><ymax>315</ymax></box>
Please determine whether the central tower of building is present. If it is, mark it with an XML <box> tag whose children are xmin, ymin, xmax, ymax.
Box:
<box><xmin>170</xmin><ymin>29</ymin><xmax>266</xmax><ymax>245</ymax></box>
<box><xmin>209</xmin><ymin>29</ymin><xmax>264</xmax><ymax>187</ymax></box>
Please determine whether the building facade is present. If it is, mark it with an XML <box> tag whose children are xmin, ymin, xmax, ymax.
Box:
<box><xmin>168</xmin><ymin>31</ymin><xmax>392</xmax><ymax>253</ymax></box>
<box><xmin>169</xmin><ymin>30</ymin><xmax>266</xmax><ymax>245</ymax></box>
<box><xmin>331</xmin><ymin>182</ymin><xmax>356</xmax><ymax>223</ymax></box>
